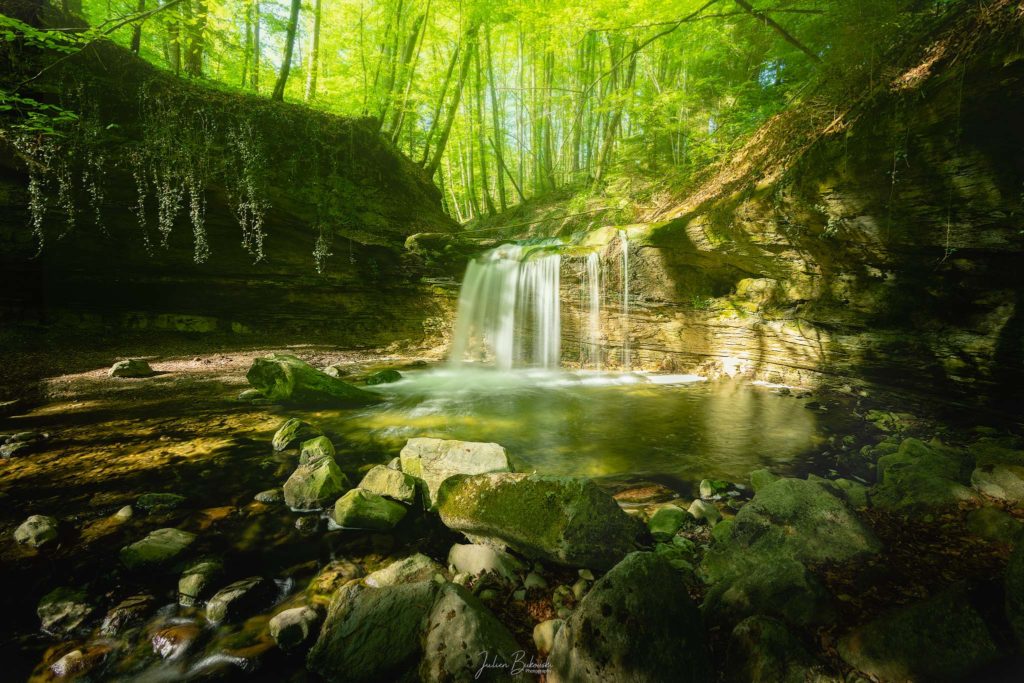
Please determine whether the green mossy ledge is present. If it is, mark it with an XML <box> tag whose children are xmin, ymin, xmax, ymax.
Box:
<box><xmin>246</xmin><ymin>354</ymin><xmax>382</xmax><ymax>406</ymax></box>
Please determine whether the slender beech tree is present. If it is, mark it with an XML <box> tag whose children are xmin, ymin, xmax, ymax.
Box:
<box><xmin>271</xmin><ymin>0</ymin><xmax>302</xmax><ymax>100</ymax></box>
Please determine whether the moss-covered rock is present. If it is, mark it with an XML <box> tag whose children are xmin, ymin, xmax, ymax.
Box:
<box><xmin>366</xmin><ymin>369</ymin><xmax>402</xmax><ymax>385</ymax></box>
<box><xmin>702</xmin><ymin>557</ymin><xmax>835</xmax><ymax>628</ymax></box>
<box><xmin>283</xmin><ymin>455</ymin><xmax>350</xmax><ymax>510</ymax></box>
<box><xmin>332</xmin><ymin>489</ymin><xmax>408</xmax><ymax>530</ymax></box>
<box><xmin>38</xmin><ymin>587</ymin><xmax>93</xmax><ymax>635</ymax></box>
<box><xmin>971</xmin><ymin>464</ymin><xmax>1024</xmax><ymax>504</ymax></box>
<box><xmin>838</xmin><ymin>586</ymin><xmax>1003</xmax><ymax>681</ymax></box>
<box><xmin>271</xmin><ymin>418</ymin><xmax>323</xmax><ymax>452</ymax></box>
<box><xmin>966</xmin><ymin>506</ymin><xmax>1023</xmax><ymax>543</ymax></box>
<box><xmin>119</xmin><ymin>528</ymin><xmax>196</xmax><ymax>570</ymax></box>
<box><xmin>548</xmin><ymin>552</ymin><xmax>711</xmax><ymax>682</ymax></box>
<box><xmin>247</xmin><ymin>354</ymin><xmax>382</xmax><ymax>406</ymax></box>
<box><xmin>726</xmin><ymin>616</ymin><xmax>836</xmax><ymax>683</ymax></box>
<box><xmin>299</xmin><ymin>436</ymin><xmax>336</xmax><ymax>464</ymax></box>
<box><xmin>872</xmin><ymin>438</ymin><xmax>979</xmax><ymax>513</ymax></box>
<box><xmin>400</xmin><ymin>437</ymin><xmax>512</xmax><ymax>508</ymax></box>
<box><xmin>307</xmin><ymin>581</ymin><xmax>439</xmax><ymax>682</ymax></box>
<box><xmin>178</xmin><ymin>558</ymin><xmax>225</xmax><ymax>607</ymax></box>
<box><xmin>357</xmin><ymin>464</ymin><xmax>418</xmax><ymax>504</ymax></box>
<box><xmin>109</xmin><ymin>359</ymin><xmax>153</xmax><ymax>378</ymax></box>
<box><xmin>749</xmin><ymin>469</ymin><xmax>780</xmax><ymax>492</ymax></box>
<box><xmin>648</xmin><ymin>504</ymin><xmax>687</xmax><ymax>541</ymax></box>
<box><xmin>436</xmin><ymin>473</ymin><xmax>644</xmax><ymax>570</ymax></box>
<box><xmin>136</xmin><ymin>492</ymin><xmax>186</xmax><ymax>513</ymax></box>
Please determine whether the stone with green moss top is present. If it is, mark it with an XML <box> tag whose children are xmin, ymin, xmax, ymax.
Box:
<box><xmin>38</xmin><ymin>587</ymin><xmax>93</xmax><ymax>635</ymax></box>
<box><xmin>364</xmin><ymin>553</ymin><xmax>443</xmax><ymax>587</ymax></box>
<box><xmin>299</xmin><ymin>436</ymin><xmax>335</xmax><ymax>464</ymax></box>
<box><xmin>357</xmin><ymin>465</ymin><xmax>417</xmax><ymax>504</ymax></box>
<box><xmin>399</xmin><ymin>437</ymin><xmax>512</xmax><ymax>507</ymax></box>
<box><xmin>366</xmin><ymin>369</ymin><xmax>402</xmax><ymax>385</ymax></box>
<box><xmin>333</xmin><ymin>489</ymin><xmax>408</xmax><ymax>530</ymax></box>
<box><xmin>647</xmin><ymin>505</ymin><xmax>686</xmax><ymax>541</ymax></box>
<box><xmin>749</xmin><ymin>469</ymin><xmax>779</xmax><ymax>492</ymax></box>
<box><xmin>873</xmin><ymin>438</ymin><xmax>979</xmax><ymax>513</ymax></box>
<box><xmin>136</xmin><ymin>492</ymin><xmax>186</xmax><ymax>513</ymax></box>
<box><xmin>109</xmin><ymin>359</ymin><xmax>153</xmax><ymax>378</ymax></box>
<box><xmin>178</xmin><ymin>558</ymin><xmax>224</xmax><ymax>607</ymax></box>
<box><xmin>283</xmin><ymin>456</ymin><xmax>350</xmax><ymax>510</ymax></box>
<box><xmin>247</xmin><ymin>354</ymin><xmax>382</xmax><ymax>406</ymax></box>
<box><xmin>272</xmin><ymin>418</ymin><xmax>322</xmax><ymax>452</ymax></box>
<box><xmin>120</xmin><ymin>528</ymin><xmax>196</xmax><ymax>570</ymax></box>
<box><xmin>436</xmin><ymin>472</ymin><xmax>644</xmax><ymax>570</ymax></box>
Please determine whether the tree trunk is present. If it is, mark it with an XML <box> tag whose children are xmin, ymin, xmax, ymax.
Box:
<box><xmin>241</xmin><ymin>2</ymin><xmax>251</xmax><ymax>86</ymax></box>
<box><xmin>390</xmin><ymin>5</ymin><xmax>430</xmax><ymax>144</ymax></box>
<box><xmin>420</xmin><ymin>43</ymin><xmax>459</xmax><ymax>166</ymax></box>
<box><xmin>376</xmin><ymin>0</ymin><xmax>406</xmax><ymax>129</ymax></box>
<box><xmin>271</xmin><ymin>0</ymin><xmax>302</xmax><ymax>101</ymax></box>
<box><xmin>130</xmin><ymin>0</ymin><xmax>145</xmax><ymax>54</ymax></box>
<box><xmin>184</xmin><ymin>0</ymin><xmax>207</xmax><ymax>78</ymax></box>
<box><xmin>595</xmin><ymin>39</ymin><xmax>638</xmax><ymax>183</ymax></box>
<box><xmin>474</xmin><ymin>41</ymin><xmax>496</xmax><ymax>216</ymax></box>
<box><xmin>425</xmin><ymin>21</ymin><xmax>479</xmax><ymax>177</ymax></box>
<box><xmin>304</xmin><ymin>0</ymin><xmax>322</xmax><ymax>101</ymax></box>
<box><xmin>251</xmin><ymin>0</ymin><xmax>261</xmax><ymax>91</ymax></box>
<box><xmin>732</xmin><ymin>0</ymin><xmax>821</xmax><ymax>63</ymax></box>
<box><xmin>484</xmin><ymin>25</ymin><xmax>507</xmax><ymax>211</ymax></box>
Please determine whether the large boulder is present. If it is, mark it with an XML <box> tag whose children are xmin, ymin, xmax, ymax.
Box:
<box><xmin>307</xmin><ymin>581</ymin><xmax>439</xmax><ymax>682</ymax></box>
<box><xmin>437</xmin><ymin>473</ymin><xmax>644</xmax><ymax>570</ymax></box>
<box><xmin>119</xmin><ymin>528</ymin><xmax>196</xmax><ymax>570</ymax></box>
<box><xmin>971</xmin><ymin>464</ymin><xmax>1024</xmax><ymax>504</ymax></box>
<box><xmin>109</xmin><ymin>359</ymin><xmax>154</xmax><ymax>378</ymax></box>
<box><xmin>548</xmin><ymin>552</ymin><xmax>711</xmax><ymax>682</ymax></box>
<box><xmin>838</xmin><ymin>586</ymin><xmax>1003</xmax><ymax>681</ymax></box>
<box><xmin>358</xmin><ymin>465</ymin><xmax>418</xmax><ymax>504</ymax></box>
<box><xmin>400</xmin><ymin>437</ymin><xmax>512</xmax><ymax>507</ymax></box>
<box><xmin>702</xmin><ymin>557</ymin><xmax>834</xmax><ymax>628</ymax></box>
<box><xmin>420</xmin><ymin>583</ymin><xmax>528</xmax><ymax>682</ymax></box>
<box><xmin>283</xmin><ymin>455</ymin><xmax>350</xmax><ymax>510</ymax></box>
<box><xmin>702</xmin><ymin>478</ymin><xmax>881</xmax><ymax>584</ymax></box>
<box><xmin>246</xmin><ymin>354</ymin><xmax>382</xmax><ymax>406</ymax></box>
<box><xmin>14</xmin><ymin>514</ymin><xmax>58</xmax><ymax>548</ymax></box>
<box><xmin>872</xmin><ymin>438</ymin><xmax>979</xmax><ymax>513</ymax></box>
<box><xmin>333</xmin><ymin>489</ymin><xmax>408</xmax><ymax>530</ymax></box>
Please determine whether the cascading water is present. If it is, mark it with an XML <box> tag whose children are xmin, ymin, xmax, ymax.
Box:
<box><xmin>448</xmin><ymin>245</ymin><xmax>562</xmax><ymax>369</ymax></box>
<box><xmin>619</xmin><ymin>229</ymin><xmax>631</xmax><ymax>370</ymax></box>
<box><xmin>583</xmin><ymin>252</ymin><xmax>602</xmax><ymax>369</ymax></box>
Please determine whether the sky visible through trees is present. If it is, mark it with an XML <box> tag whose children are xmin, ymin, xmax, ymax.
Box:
<box><xmin>81</xmin><ymin>0</ymin><xmax>949</xmax><ymax>222</ymax></box>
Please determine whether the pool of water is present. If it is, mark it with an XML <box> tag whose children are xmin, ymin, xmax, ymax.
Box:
<box><xmin>305</xmin><ymin>368</ymin><xmax>836</xmax><ymax>490</ymax></box>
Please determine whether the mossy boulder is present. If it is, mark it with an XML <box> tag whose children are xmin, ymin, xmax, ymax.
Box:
<box><xmin>421</xmin><ymin>583</ymin><xmax>527</xmax><ymax>682</ymax></box>
<box><xmin>436</xmin><ymin>473</ymin><xmax>645</xmax><ymax>570</ymax></box>
<box><xmin>178</xmin><ymin>558</ymin><xmax>225</xmax><ymax>607</ymax></box>
<box><xmin>38</xmin><ymin>587</ymin><xmax>93</xmax><ymax>635</ymax></box>
<box><xmin>702</xmin><ymin>478</ymin><xmax>880</xmax><ymax>584</ymax></box>
<box><xmin>702</xmin><ymin>557</ymin><xmax>835</xmax><ymax>628</ymax></box>
<box><xmin>366</xmin><ymin>369</ymin><xmax>402</xmax><ymax>385</ymax></box>
<box><xmin>749</xmin><ymin>469</ymin><xmax>780</xmax><ymax>492</ymax></box>
<box><xmin>872</xmin><ymin>438</ymin><xmax>979</xmax><ymax>513</ymax></box>
<box><xmin>971</xmin><ymin>464</ymin><xmax>1024</xmax><ymax>504</ymax></box>
<box><xmin>648</xmin><ymin>505</ymin><xmax>687</xmax><ymax>541</ymax></box>
<box><xmin>838</xmin><ymin>586</ymin><xmax>1003</xmax><ymax>681</ymax></box>
<box><xmin>548</xmin><ymin>552</ymin><xmax>711</xmax><ymax>682</ymax></box>
<box><xmin>247</xmin><ymin>354</ymin><xmax>382</xmax><ymax>406</ymax></box>
<box><xmin>307</xmin><ymin>581</ymin><xmax>440</xmax><ymax>682</ymax></box>
<box><xmin>272</xmin><ymin>418</ymin><xmax>323</xmax><ymax>452</ymax></box>
<box><xmin>357</xmin><ymin>464</ymin><xmax>418</xmax><ymax>504</ymax></box>
<box><xmin>966</xmin><ymin>506</ymin><xmax>1023</xmax><ymax>543</ymax></box>
<box><xmin>400</xmin><ymin>437</ymin><xmax>512</xmax><ymax>507</ymax></box>
<box><xmin>109</xmin><ymin>359</ymin><xmax>153</xmax><ymax>378</ymax></box>
<box><xmin>283</xmin><ymin>455</ymin><xmax>350</xmax><ymax>510</ymax></box>
<box><xmin>120</xmin><ymin>528</ymin><xmax>196</xmax><ymax>570</ymax></box>
<box><xmin>299</xmin><ymin>436</ymin><xmax>335</xmax><ymax>464</ymax></box>
<box><xmin>332</xmin><ymin>489</ymin><xmax>408</xmax><ymax>530</ymax></box>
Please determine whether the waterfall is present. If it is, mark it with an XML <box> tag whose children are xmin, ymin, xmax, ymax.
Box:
<box><xmin>584</xmin><ymin>252</ymin><xmax>602</xmax><ymax>369</ymax></box>
<box><xmin>619</xmin><ymin>229</ymin><xmax>631</xmax><ymax>370</ymax></box>
<box><xmin>449</xmin><ymin>245</ymin><xmax>562</xmax><ymax>370</ymax></box>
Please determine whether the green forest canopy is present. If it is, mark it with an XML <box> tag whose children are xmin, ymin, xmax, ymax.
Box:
<box><xmin>7</xmin><ymin>0</ymin><xmax>959</xmax><ymax>225</ymax></box>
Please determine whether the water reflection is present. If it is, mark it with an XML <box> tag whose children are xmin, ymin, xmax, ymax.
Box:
<box><xmin>320</xmin><ymin>369</ymin><xmax>825</xmax><ymax>485</ymax></box>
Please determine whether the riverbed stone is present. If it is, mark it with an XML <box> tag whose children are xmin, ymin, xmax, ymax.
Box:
<box><xmin>399</xmin><ymin>437</ymin><xmax>512</xmax><ymax>507</ymax></box>
<box><xmin>726</xmin><ymin>615</ymin><xmax>834</xmax><ymax>683</ymax></box>
<box><xmin>151</xmin><ymin>622</ymin><xmax>202</xmax><ymax>659</ymax></box>
<box><xmin>420</xmin><ymin>582</ymin><xmax>527</xmax><ymax>682</ymax></box>
<box><xmin>548</xmin><ymin>552</ymin><xmax>711</xmax><ymax>682</ymax></box>
<box><xmin>971</xmin><ymin>464</ymin><xmax>1024</xmax><ymax>504</ymax></box>
<box><xmin>333</xmin><ymin>489</ymin><xmax>408</xmax><ymax>530</ymax></box>
<box><xmin>247</xmin><ymin>353</ymin><xmax>382</xmax><ymax>406</ymax></box>
<box><xmin>299</xmin><ymin>435</ymin><xmax>336</xmax><ymax>464</ymax></box>
<box><xmin>365</xmin><ymin>553</ymin><xmax>444</xmax><ymax>587</ymax></box>
<box><xmin>178</xmin><ymin>558</ymin><xmax>225</xmax><ymax>607</ymax></box>
<box><xmin>838</xmin><ymin>586</ymin><xmax>1002</xmax><ymax>681</ymax></box>
<box><xmin>136</xmin><ymin>492</ymin><xmax>186</xmax><ymax>513</ymax></box>
<box><xmin>283</xmin><ymin>455</ymin><xmax>350</xmax><ymax>510</ymax></box>
<box><xmin>358</xmin><ymin>465</ymin><xmax>418</xmax><ymax>504</ymax></box>
<box><xmin>437</xmin><ymin>473</ymin><xmax>644</xmax><ymax>570</ymax></box>
<box><xmin>448</xmin><ymin>543</ymin><xmax>524</xmax><ymax>583</ymax></box>
<box><xmin>254</xmin><ymin>488</ymin><xmax>283</xmax><ymax>504</ymax></box>
<box><xmin>534</xmin><ymin>618</ymin><xmax>563</xmax><ymax>656</ymax></box>
<box><xmin>1</xmin><ymin>441</ymin><xmax>33</xmax><ymax>458</ymax></box>
<box><xmin>366</xmin><ymin>369</ymin><xmax>402</xmax><ymax>385</ymax></box>
<box><xmin>700</xmin><ymin>478</ymin><xmax>730</xmax><ymax>498</ymax></box>
<box><xmin>237</xmin><ymin>388</ymin><xmax>264</xmax><ymax>401</ymax></box>
<box><xmin>101</xmin><ymin>594</ymin><xmax>156</xmax><ymax>635</ymax></box>
<box><xmin>688</xmin><ymin>499</ymin><xmax>722</xmax><ymax>526</ymax></box>
<box><xmin>120</xmin><ymin>528</ymin><xmax>196</xmax><ymax>570</ymax></box>
<box><xmin>48</xmin><ymin>646</ymin><xmax>110</xmax><ymax>679</ymax></box>
<box><xmin>272</xmin><ymin>418</ymin><xmax>323</xmax><ymax>451</ymax></box>
<box><xmin>38</xmin><ymin>587</ymin><xmax>93</xmax><ymax>635</ymax></box>
<box><xmin>647</xmin><ymin>504</ymin><xmax>686</xmax><ymax>541</ymax></box>
<box><xmin>206</xmin><ymin>576</ymin><xmax>276</xmax><ymax>623</ymax></box>
<box><xmin>109</xmin><ymin>359</ymin><xmax>153</xmax><ymax>378</ymax></box>
<box><xmin>14</xmin><ymin>514</ymin><xmax>58</xmax><ymax>548</ymax></box>
<box><xmin>307</xmin><ymin>580</ymin><xmax>439</xmax><ymax>682</ymax></box>
<box><xmin>269</xmin><ymin>606</ymin><xmax>322</xmax><ymax>651</ymax></box>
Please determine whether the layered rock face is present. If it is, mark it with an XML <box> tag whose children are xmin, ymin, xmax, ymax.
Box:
<box><xmin>0</xmin><ymin>4</ymin><xmax>456</xmax><ymax>350</ymax></box>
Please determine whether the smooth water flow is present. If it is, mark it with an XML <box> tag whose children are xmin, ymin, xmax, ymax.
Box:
<box><xmin>449</xmin><ymin>245</ymin><xmax>561</xmax><ymax>369</ymax></box>
<box><xmin>619</xmin><ymin>229</ymin><xmax>631</xmax><ymax>370</ymax></box>
<box><xmin>583</xmin><ymin>252</ymin><xmax>602</xmax><ymax>369</ymax></box>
